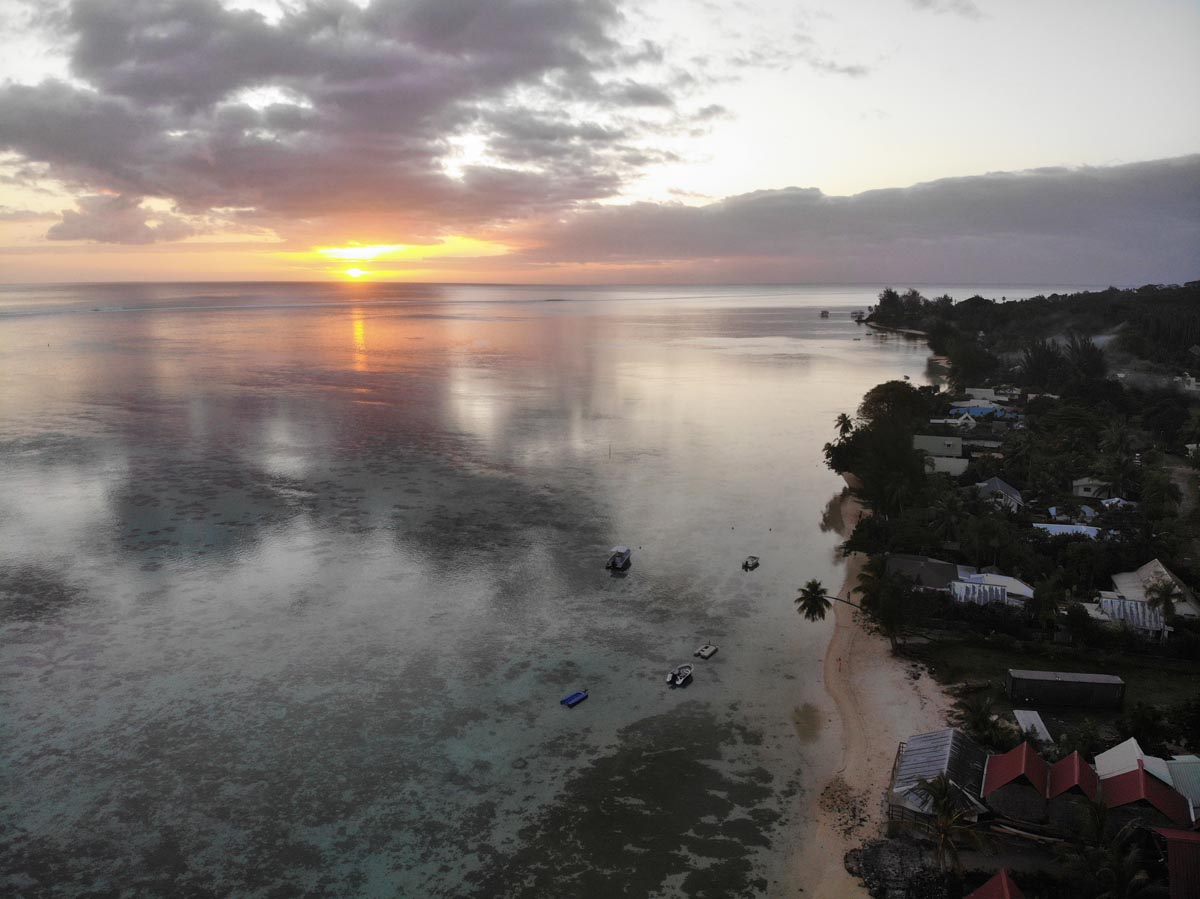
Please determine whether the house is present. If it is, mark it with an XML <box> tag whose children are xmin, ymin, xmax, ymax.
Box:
<box><xmin>1111</xmin><ymin>559</ymin><xmax>1198</xmax><ymax>619</ymax></box>
<box><xmin>965</xmin><ymin>869</ymin><xmax>1025</xmax><ymax>899</ymax></box>
<box><xmin>1102</xmin><ymin>761</ymin><xmax>1193</xmax><ymax>835</ymax></box>
<box><xmin>1096</xmin><ymin>737</ymin><xmax>1174</xmax><ymax>785</ymax></box>
<box><xmin>1090</xmin><ymin>592</ymin><xmax>1169</xmax><ymax>641</ymax></box>
<box><xmin>930</xmin><ymin>413</ymin><xmax>978</xmax><ymax>430</ymax></box>
<box><xmin>1034</xmin><ymin>522</ymin><xmax>1100</xmax><ymax>539</ymax></box>
<box><xmin>1165</xmin><ymin>755</ymin><xmax>1200</xmax><ymax>821</ymax></box>
<box><xmin>887</xmin><ymin>554</ymin><xmax>976</xmax><ymax>592</ymax></box>
<box><xmin>950</xmin><ymin>580</ymin><xmax>1015</xmax><ymax>608</ymax></box>
<box><xmin>1046</xmin><ymin>751</ymin><xmax>1100</xmax><ymax>832</ymax></box>
<box><xmin>888</xmin><ymin>728</ymin><xmax>989</xmax><ymax>822</ymax></box>
<box><xmin>1151</xmin><ymin>828</ymin><xmax>1200</xmax><ymax>899</ymax></box>
<box><xmin>1006</xmin><ymin>669</ymin><xmax>1125</xmax><ymax>709</ymax></box>
<box><xmin>913</xmin><ymin>434</ymin><xmax>963</xmax><ymax>457</ymax></box>
<box><xmin>1102</xmin><ymin>496</ymin><xmax>1138</xmax><ymax>511</ymax></box>
<box><xmin>973</xmin><ymin>476</ymin><xmax>1024</xmax><ymax>513</ymax></box>
<box><xmin>1049</xmin><ymin>504</ymin><xmax>1097</xmax><ymax>522</ymax></box>
<box><xmin>959</xmin><ymin>572</ymin><xmax>1034</xmax><ymax>603</ymax></box>
<box><xmin>927</xmin><ymin>456</ymin><xmax>971</xmax><ymax>475</ymax></box>
<box><xmin>1072</xmin><ymin>476</ymin><xmax>1112</xmax><ymax>499</ymax></box>
<box><xmin>981</xmin><ymin>742</ymin><xmax>1049</xmax><ymax>823</ymax></box>
<box><xmin>964</xmin><ymin>386</ymin><xmax>1019</xmax><ymax>403</ymax></box>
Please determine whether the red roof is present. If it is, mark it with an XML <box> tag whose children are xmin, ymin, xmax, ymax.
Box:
<box><xmin>1153</xmin><ymin>828</ymin><xmax>1200</xmax><ymax>899</ymax></box>
<box><xmin>1047</xmin><ymin>751</ymin><xmax>1100</xmax><ymax>800</ymax></box>
<box><xmin>1102</xmin><ymin>760</ymin><xmax>1192</xmax><ymax>825</ymax></box>
<box><xmin>966</xmin><ymin>868</ymin><xmax>1025</xmax><ymax>899</ymax></box>
<box><xmin>982</xmin><ymin>742</ymin><xmax>1049</xmax><ymax>797</ymax></box>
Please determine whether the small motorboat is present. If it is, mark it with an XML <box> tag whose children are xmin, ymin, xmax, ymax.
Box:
<box><xmin>560</xmin><ymin>690</ymin><xmax>588</xmax><ymax>708</ymax></box>
<box><xmin>606</xmin><ymin>545</ymin><xmax>632</xmax><ymax>570</ymax></box>
<box><xmin>819</xmin><ymin>310</ymin><xmax>830</xmax><ymax>318</ymax></box>
<box><xmin>694</xmin><ymin>644</ymin><xmax>718</xmax><ymax>659</ymax></box>
<box><xmin>742</xmin><ymin>556</ymin><xmax>759</xmax><ymax>571</ymax></box>
<box><xmin>665</xmin><ymin>664</ymin><xmax>693</xmax><ymax>688</ymax></box>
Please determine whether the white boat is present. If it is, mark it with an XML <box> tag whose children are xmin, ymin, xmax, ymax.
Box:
<box><xmin>666</xmin><ymin>664</ymin><xmax>693</xmax><ymax>687</ymax></box>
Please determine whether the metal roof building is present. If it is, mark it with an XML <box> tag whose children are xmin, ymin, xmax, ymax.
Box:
<box><xmin>1153</xmin><ymin>828</ymin><xmax>1200</xmax><ymax>899</ymax></box>
<box><xmin>965</xmin><ymin>869</ymin><xmax>1025</xmax><ymax>899</ymax></box>
<box><xmin>888</xmin><ymin>728</ymin><xmax>988</xmax><ymax>820</ymax></box>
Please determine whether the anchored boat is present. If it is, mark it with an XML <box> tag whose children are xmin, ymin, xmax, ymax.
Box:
<box><xmin>606</xmin><ymin>545</ymin><xmax>632</xmax><ymax>570</ymax></box>
<box><xmin>560</xmin><ymin>690</ymin><xmax>588</xmax><ymax>708</ymax></box>
<box><xmin>665</xmin><ymin>664</ymin><xmax>693</xmax><ymax>688</ymax></box>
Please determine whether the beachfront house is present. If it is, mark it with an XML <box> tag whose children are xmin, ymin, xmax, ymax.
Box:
<box><xmin>886</xmin><ymin>554</ymin><xmax>977</xmax><ymax>592</ymax></box>
<box><xmin>972</xmin><ymin>476</ymin><xmax>1024</xmax><ymax>513</ymax></box>
<box><xmin>1166</xmin><ymin>756</ymin><xmax>1200</xmax><ymax>822</ymax></box>
<box><xmin>888</xmin><ymin>728</ymin><xmax>989</xmax><ymax>824</ymax></box>
<box><xmin>1072</xmin><ymin>476</ymin><xmax>1112</xmax><ymax>499</ymax></box>
<box><xmin>964</xmin><ymin>387</ymin><xmax>1019</xmax><ymax>403</ymax></box>
<box><xmin>1111</xmin><ymin>559</ymin><xmax>1199</xmax><ymax>620</ymax></box>
<box><xmin>980</xmin><ymin>742</ymin><xmax>1049</xmax><ymax>824</ymax></box>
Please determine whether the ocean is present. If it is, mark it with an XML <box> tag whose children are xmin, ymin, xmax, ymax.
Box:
<box><xmin>0</xmin><ymin>282</ymin><xmax>1087</xmax><ymax>898</ymax></box>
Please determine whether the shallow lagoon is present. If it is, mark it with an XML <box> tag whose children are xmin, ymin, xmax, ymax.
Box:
<box><xmin>0</xmin><ymin>283</ymin><xmax>1058</xmax><ymax>897</ymax></box>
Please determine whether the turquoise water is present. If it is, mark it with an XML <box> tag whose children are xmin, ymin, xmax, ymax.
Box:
<box><xmin>0</xmin><ymin>283</ymin><xmax>1082</xmax><ymax>897</ymax></box>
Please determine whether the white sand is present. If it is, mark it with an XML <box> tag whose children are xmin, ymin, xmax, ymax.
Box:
<box><xmin>790</xmin><ymin>492</ymin><xmax>951</xmax><ymax>896</ymax></box>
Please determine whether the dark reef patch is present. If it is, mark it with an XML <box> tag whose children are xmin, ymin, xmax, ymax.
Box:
<box><xmin>463</xmin><ymin>702</ymin><xmax>780</xmax><ymax>899</ymax></box>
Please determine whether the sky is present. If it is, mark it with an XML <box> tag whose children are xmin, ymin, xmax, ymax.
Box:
<box><xmin>0</xmin><ymin>0</ymin><xmax>1197</xmax><ymax>284</ymax></box>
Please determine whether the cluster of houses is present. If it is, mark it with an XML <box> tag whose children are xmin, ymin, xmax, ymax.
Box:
<box><xmin>886</xmin><ymin>545</ymin><xmax>1197</xmax><ymax>642</ymax></box>
<box><xmin>889</xmin><ymin>727</ymin><xmax>1200</xmax><ymax>896</ymax></box>
<box><xmin>915</xmin><ymin>387</ymin><xmax>1024</xmax><ymax>477</ymax></box>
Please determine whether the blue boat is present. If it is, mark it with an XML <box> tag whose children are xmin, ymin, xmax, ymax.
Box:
<box><xmin>560</xmin><ymin>690</ymin><xmax>588</xmax><ymax>708</ymax></box>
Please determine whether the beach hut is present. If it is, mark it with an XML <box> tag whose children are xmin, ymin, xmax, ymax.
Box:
<box><xmin>981</xmin><ymin>742</ymin><xmax>1049</xmax><ymax>824</ymax></box>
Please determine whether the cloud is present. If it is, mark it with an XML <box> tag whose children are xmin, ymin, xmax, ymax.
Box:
<box><xmin>0</xmin><ymin>0</ymin><xmax>710</xmax><ymax>244</ymax></box>
<box><xmin>46</xmin><ymin>194</ymin><xmax>195</xmax><ymax>244</ymax></box>
<box><xmin>909</xmin><ymin>0</ymin><xmax>983</xmax><ymax>20</ymax></box>
<box><xmin>510</xmin><ymin>156</ymin><xmax>1200</xmax><ymax>284</ymax></box>
<box><xmin>0</xmin><ymin>205</ymin><xmax>55</xmax><ymax>222</ymax></box>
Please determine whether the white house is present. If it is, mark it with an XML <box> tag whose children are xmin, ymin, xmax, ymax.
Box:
<box><xmin>1111</xmin><ymin>559</ymin><xmax>1198</xmax><ymax>619</ymax></box>
<box><xmin>1072</xmin><ymin>477</ymin><xmax>1111</xmax><ymax>499</ymax></box>
<box><xmin>973</xmin><ymin>477</ymin><xmax>1024</xmax><ymax>513</ymax></box>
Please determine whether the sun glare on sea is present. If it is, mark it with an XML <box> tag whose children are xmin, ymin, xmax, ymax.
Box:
<box><xmin>346</xmin><ymin>268</ymin><xmax>366</xmax><ymax>278</ymax></box>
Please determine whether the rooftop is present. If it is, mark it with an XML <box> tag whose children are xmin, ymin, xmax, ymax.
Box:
<box><xmin>891</xmin><ymin>728</ymin><xmax>988</xmax><ymax>816</ymax></box>
<box><xmin>965</xmin><ymin>868</ymin><xmax>1025</xmax><ymax>899</ymax></box>
<box><xmin>886</xmin><ymin>554</ymin><xmax>963</xmax><ymax>592</ymax></box>
<box><xmin>982</xmin><ymin>742</ymin><xmax>1049</xmax><ymax>797</ymax></box>
<box><xmin>1047</xmin><ymin>751</ymin><xmax>1099</xmax><ymax>800</ymax></box>
<box><xmin>1102</xmin><ymin>761</ymin><xmax>1192</xmax><ymax>825</ymax></box>
<box><xmin>1008</xmin><ymin>669</ymin><xmax>1124</xmax><ymax>686</ymax></box>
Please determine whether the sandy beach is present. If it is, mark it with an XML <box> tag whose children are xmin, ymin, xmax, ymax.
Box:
<box><xmin>790</xmin><ymin>491</ymin><xmax>952</xmax><ymax>896</ymax></box>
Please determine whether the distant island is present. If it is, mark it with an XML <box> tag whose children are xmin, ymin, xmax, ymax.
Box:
<box><xmin>809</xmin><ymin>282</ymin><xmax>1200</xmax><ymax>898</ymax></box>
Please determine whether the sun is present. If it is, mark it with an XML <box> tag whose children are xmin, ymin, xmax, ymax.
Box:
<box><xmin>345</xmin><ymin>268</ymin><xmax>366</xmax><ymax>278</ymax></box>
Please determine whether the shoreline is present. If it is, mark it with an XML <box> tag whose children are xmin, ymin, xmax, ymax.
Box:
<box><xmin>789</xmin><ymin>490</ymin><xmax>951</xmax><ymax>896</ymax></box>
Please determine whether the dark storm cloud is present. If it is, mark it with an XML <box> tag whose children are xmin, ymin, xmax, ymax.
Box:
<box><xmin>0</xmin><ymin>0</ymin><xmax>700</xmax><ymax>242</ymax></box>
<box><xmin>516</xmin><ymin>156</ymin><xmax>1200</xmax><ymax>284</ymax></box>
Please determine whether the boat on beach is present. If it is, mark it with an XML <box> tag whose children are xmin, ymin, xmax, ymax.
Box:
<box><xmin>606</xmin><ymin>545</ymin><xmax>632</xmax><ymax>570</ymax></box>
<box><xmin>665</xmin><ymin>664</ymin><xmax>693</xmax><ymax>687</ymax></box>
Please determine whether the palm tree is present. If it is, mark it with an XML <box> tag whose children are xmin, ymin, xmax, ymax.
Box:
<box><xmin>796</xmin><ymin>579</ymin><xmax>833</xmax><ymax>622</ymax></box>
<box><xmin>1146</xmin><ymin>577</ymin><xmax>1182</xmax><ymax>621</ymax></box>
<box><xmin>912</xmin><ymin>774</ymin><xmax>987</xmax><ymax>872</ymax></box>
<box><xmin>795</xmin><ymin>579</ymin><xmax>863</xmax><ymax>622</ymax></box>
<box><xmin>953</xmin><ymin>692</ymin><xmax>1001</xmax><ymax>747</ymax></box>
<box><xmin>835</xmin><ymin>412</ymin><xmax>854</xmax><ymax>438</ymax></box>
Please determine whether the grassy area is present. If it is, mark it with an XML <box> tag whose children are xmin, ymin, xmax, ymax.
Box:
<box><xmin>905</xmin><ymin>633</ymin><xmax>1200</xmax><ymax>735</ymax></box>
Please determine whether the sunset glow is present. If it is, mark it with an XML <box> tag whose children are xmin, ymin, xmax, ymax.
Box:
<box><xmin>0</xmin><ymin>0</ymin><xmax>1194</xmax><ymax>283</ymax></box>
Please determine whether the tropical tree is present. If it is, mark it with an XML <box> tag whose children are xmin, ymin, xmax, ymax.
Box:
<box><xmin>795</xmin><ymin>579</ymin><xmax>833</xmax><ymax>622</ymax></box>
<box><xmin>835</xmin><ymin>412</ymin><xmax>854</xmax><ymax>438</ymax></box>
<box><xmin>1145</xmin><ymin>576</ymin><xmax>1182</xmax><ymax>621</ymax></box>
<box><xmin>912</xmin><ymin>774</ymin><xmax>987</xmax><ymax>872</ymax></box>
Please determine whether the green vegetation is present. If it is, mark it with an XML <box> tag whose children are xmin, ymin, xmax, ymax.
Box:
<box><xmin>818</xmin><ymin>283</ymin><xmax>1200</xmax><ymax>760</ymax></box>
